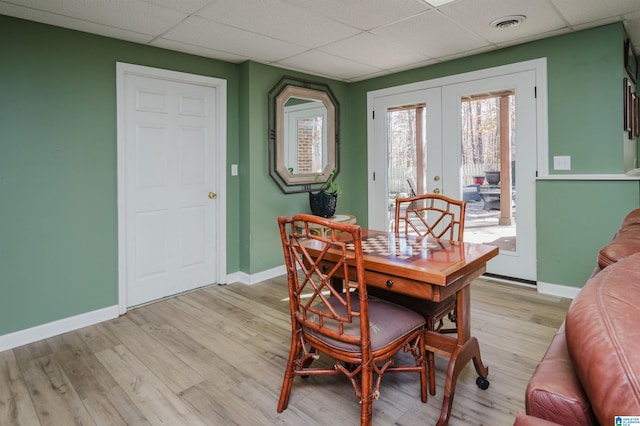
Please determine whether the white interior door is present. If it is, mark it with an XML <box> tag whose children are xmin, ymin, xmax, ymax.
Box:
<box><xmin>117</xmin><ymin>63</ymin><xmax>227</xmax><ymax>310</ymax></box>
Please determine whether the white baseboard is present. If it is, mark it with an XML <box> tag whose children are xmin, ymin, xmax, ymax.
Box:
<box><xmin>536</xmin><ymin>281</ymin><xmax>581</xmax><ymax>299</ymax></box>
<box><xmin>228</xmin><ymin>264</ymin><xmax>286</xmax><ymax>285</ymax></box>
<box><xmin>0</xmin><ymin>265</ymin><xmax>287</xmax><ymax>353</ymax></box>
<box><xmin>0</xmin><ymin>305</ymin><xmax>119</xmax><ymax>353</ymax></box>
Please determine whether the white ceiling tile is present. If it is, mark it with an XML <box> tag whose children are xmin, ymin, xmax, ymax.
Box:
<box><xmin>439</xmin><ymin>0</ymin><xmax>567</xmax><ymax>44</ymax></box>
<box><xmin>276</xmin><ymin>49</ymin><xmax>383</xmax><ymax>80</ymax></box>
<box><xmin>1</xmin><ymin>0</ymin><xmax>187</xmax><ymax>35</ymax></box>
<box><xmin>143</xmin><ymin>0</ymin><xmax>214</xmax><ymax>14</ymax></box>
<box><xmin>151</xmin><ymin>38</ymin><xmax>250</xmax><ymax>63</ymax></box>
<box><xmin>282</xmin><ymin>0</ymin><xmax>430</xmax><ymax>31</ymax></box>
<box><xmin>197</xmin><ymin>0</ymin><xmax>359</xmax><ymax>47</ymax></box>
<box><xmin>493</xmin><ymin>28</ymin><xmax>572</xmax><ymax>50</ymax></box>
<box><xmin>625</xmin><ymin>12</ymin><xmax>640</xmax><ymax>45</ymax></box>
<box><xmin>372</xmin><ymin>10</ymin><xmax>490</xmax><ymax>58</ymax></box>
<box><xmin>2</xmin><ymin>0</ymin><xmax>640</xmax><ymax>82</ymax></box>
<box><xmin>319</xmin><ymin>32</ymin><xmax>430</xmax><ymax>70</ymax></box>
<box><xmin>163</xmin><ymin>16</ymin><xmax>308</xmax><ymax>62</ymax></box>
<box><xmin>0</xmin><ymin>3</ymin><xmax>155</xmax><ymax>43</ymax></box>
<box><xmin>551</xmin><ymin>0</ymin><xmax>640</xmax><ymax>26</ymax></box>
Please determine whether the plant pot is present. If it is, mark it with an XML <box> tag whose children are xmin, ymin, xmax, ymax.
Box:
<box><xmin>485</xmin><ymin>171</ymin><xmax>500</xmax><ymax>185</ymax></box>
<box><xmin>309</xmin><ymin>191</ymin><xmax>337</xmax><ymax>218</ymax></box>
<box><xmin>473</xmin><ymin>176</ymin><xmax>485</xmax><ymax>185</ymax></box>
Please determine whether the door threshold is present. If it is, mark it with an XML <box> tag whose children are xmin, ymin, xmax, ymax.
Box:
<box><xmin>482</xmin><ymin>273</ymin><xmax>536</xmax><ymax>288</ymax></box>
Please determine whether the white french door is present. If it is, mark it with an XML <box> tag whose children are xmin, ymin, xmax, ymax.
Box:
<box><xmin>117</xmin><ymin>63</ymin><xmax>227</xmax><ymax>310</ymax></box>
<box><xmin>442</xmin><ymin>71</ymin><xmax>537</xmax><ymax>281</ymax></box>
<box><xmin>368</xmin><ymin>63</ymin><xmax>541</xmax><ymax>282</ymax></box>
<box><xmin>369</xmin><ymin>88</ymin><xmax>441</xmax><ymax>230</ymax></box>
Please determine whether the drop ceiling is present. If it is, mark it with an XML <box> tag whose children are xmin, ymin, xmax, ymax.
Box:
<box><xmin>2</xmin><ymin>0</ymin><xmax>640</xmax><ymax>82</ymax></box>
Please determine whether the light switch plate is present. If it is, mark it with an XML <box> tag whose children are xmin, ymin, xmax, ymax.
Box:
<box><xmin>231</xmin><ymin>164</ymin><xmax>238</xmax><ymax>176</ymax></box>
<box><xmin>553</xmin><ymin>156</ymin><xmax>571</xmax><ymax>170</ymax></box>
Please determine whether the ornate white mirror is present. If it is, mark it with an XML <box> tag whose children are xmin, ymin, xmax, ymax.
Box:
<box><xmin>268</xmin><ymin>76</ymin><xmax>340</xmax><ymax>193</ymax></box>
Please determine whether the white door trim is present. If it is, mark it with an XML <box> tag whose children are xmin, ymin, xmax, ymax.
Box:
<box><xmin>116</xmin><ymin>62</ymin><xmax>227</xmax><ymax>314</ymax></box>
<box><xmin>367</xmin><ymin>58</ymin><xmax>548</xmax><ymax>281</ymax></box>
<box><xmin>367</xmin><ymin>58</ymin><xmax>549</xmax><ymax>189</ymax></box>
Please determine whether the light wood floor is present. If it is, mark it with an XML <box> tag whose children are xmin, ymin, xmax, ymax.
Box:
<box><xmin>0</xmin><ymin>276</ymin><xmax>571</xmax><ymax>426</ymax></box>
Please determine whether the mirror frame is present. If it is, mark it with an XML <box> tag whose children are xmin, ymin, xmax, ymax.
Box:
<box><xmin>268</xmin><ymin>76</ymin><xmax>340</xmax><ymax>194</ymax></box>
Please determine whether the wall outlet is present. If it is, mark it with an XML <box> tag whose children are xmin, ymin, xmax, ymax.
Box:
<box><xmin>553</xmin><ymin>156</ymin><xmax>571</xmax><ymax>170</ymax></box>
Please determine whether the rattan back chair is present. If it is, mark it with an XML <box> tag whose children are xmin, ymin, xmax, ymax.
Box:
<box><xmin>373</xmin><ymin>193</ymin><xmax>466</xmax><ymax>396</ymax></box>
<box><xmin>276</xmin><ymin>214</ymin><xmax>427</xmax><ymax>425</ymax></box>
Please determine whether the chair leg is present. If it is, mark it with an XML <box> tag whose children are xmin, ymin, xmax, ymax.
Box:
<box><xmin>359</xmin><ymin>362</ymin><xmax>374</xmax><ymax>426</ymax></box>
<box><xmin>419</xmin><ymin>332</ymin><xmax>428</xmax><ymax>403</ymax></box>
<box><xmin>277</xmin><ymin>334</ymin><xmax>302</xmax><ymax>412</ymax></box>
<box><xmin>428</xmin><ymin>351</ymin><xmax>436</xmax><ymax>396</ymax></box>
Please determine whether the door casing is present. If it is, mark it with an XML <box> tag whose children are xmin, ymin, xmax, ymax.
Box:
<box><xmin>116</xmin><ymin>62</ymin><xmax>227</xmax><ymax>314</ymax></box>
<box><xmin>367</xmin><ymin>59</ymin><xmax>548</xmax><ymax>281</ymax></box>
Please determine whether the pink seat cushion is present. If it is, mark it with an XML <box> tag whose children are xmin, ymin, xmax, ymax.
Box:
<box><xmin>304</xmin><ymin>296</ymin><xmax>425</xmax><ymax>353</ymax></box>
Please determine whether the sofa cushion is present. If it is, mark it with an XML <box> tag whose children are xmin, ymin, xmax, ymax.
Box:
<box><xmin>597</xmin><ymin>209</ymin><xmax>640</xmax><ymax>269</ymax></box>
<box><xmin>566</xmin><ymin>253</ymin><xmax>640</xmax><ymax>425</ymax></box>
<box><xmin>525</xmin><ymin>322</ymin><xmax>596</xmax><ymax>426</ymax></box>
<box><xmin>621</xmin><ymin>208</ymin><xmax>640</xmax><ymax>228</ymax></box>
<box><xmin>597</xmin><ymin>237</ymin><xmax>640</xmax><ymax>269</ymax></box>
<box><xmin>513</xmin><ymin>412</ymin><xmax>563</xmax><ymax>426</ymax></box>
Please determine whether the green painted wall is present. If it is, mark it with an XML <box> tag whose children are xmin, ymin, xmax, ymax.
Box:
<box><xmin>0</xmin><ymin>15</ymin><xmax>240</xmax><ymax>335</ymax></box>
<box><xmin>237</xmin><ymin>62</ymin><xmax>352</xmax><ymax>274</ymax></box>
<box><xmin>1</xmin><ymin>13</ymin><xmax>638</xmax><ymax>338</ymax></box>
<box><xmin>0</xmin><ymin>15</ymin><xmax>352</xmax><ymax>335</ymax></box>
<box><xmin>348</xmin><ymin>23</ymin><xmax>639</xmax><ymax>288</ymax></box>
<box><xmin>537</xmin><ymin>180</ymin><xmax>639</xmax><ymax>286</ymax></box>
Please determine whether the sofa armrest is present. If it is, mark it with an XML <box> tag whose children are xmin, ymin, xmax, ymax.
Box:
<box><xmin>513</xmin><ymin>412</ymin><xmax>562</xmax><ymax>426</ymax></box>
<box><xmin>525</xmin><ymin>322</ymin><xmax>597</xmax><ymax>426</ymax></box>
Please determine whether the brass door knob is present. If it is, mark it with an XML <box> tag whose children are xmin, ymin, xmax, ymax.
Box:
<box><xmin>433</xmin><ymin>188</ymin><xmax>440</xmax><ymax>194</ymax></box>
<box><xmin>208</xmin><ymin>192</ymin><xmax>217</xmax><ymax>199</ymax></box>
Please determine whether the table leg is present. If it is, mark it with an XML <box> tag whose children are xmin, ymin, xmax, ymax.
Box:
<box><xmin>435</xmin><ymin>285</ymin><xmax>489</xmax><ymax>426</ymax></box>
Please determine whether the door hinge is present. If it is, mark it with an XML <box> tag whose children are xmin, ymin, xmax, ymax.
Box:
<box><xmin>372</xmin><ymin>110</ymin><xmax>375</xmax><ymax>119</ymax></box>
<box><xmin>373</xmin><ymin>171</ymin><xmax>376</xmax><ymax>181</ymax></box>
<box><xmin>534</xmin><ymin>86</ymin><xmax>537</xmax><ymax>98</ymax></box>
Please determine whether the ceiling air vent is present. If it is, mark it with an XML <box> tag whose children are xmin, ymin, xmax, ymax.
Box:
<box><xmin>490</xmin><ymin>15</ymin><xmax>526</xmax><ymax>29</ymax></box>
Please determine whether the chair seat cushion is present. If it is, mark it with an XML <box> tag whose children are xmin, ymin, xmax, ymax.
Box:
<box><xmin>304</xmin><ymin>296</ymin><xmax>425</xmax><ymax>353</ymax></box>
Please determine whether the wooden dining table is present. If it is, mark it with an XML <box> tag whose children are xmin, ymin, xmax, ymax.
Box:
<box><xmin>305</xmin><ymin>229</ymin><xmax>499</xmax><ymax>426</ymax></box>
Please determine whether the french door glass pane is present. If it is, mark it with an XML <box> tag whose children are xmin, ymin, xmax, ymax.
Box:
<box><xmin>387</xmin><ymin>103</ymin><xmax>426</xmax><ymax>231</ymax></box>
<box><xmin>461</xmin><ymin>91</ymin><xmax>516</xmax><ymax>252</ymax></box>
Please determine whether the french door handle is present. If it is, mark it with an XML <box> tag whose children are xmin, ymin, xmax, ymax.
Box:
<box><xmin>208</xmin><ymin>192</ymin><xmax>217</xmax><ymax>199</ymax></box>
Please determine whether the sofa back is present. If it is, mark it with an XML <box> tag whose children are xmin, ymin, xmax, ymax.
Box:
<box><xmin>566</xmin><ymin>252</ymin><xmax>640</xmax><ymax>424</ymax></box>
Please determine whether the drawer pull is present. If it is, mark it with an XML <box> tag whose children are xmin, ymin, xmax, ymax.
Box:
<box><xmin>386</xmin><ymin>280</ymin><xmax>393</xmax><ymax>288</ymax></box>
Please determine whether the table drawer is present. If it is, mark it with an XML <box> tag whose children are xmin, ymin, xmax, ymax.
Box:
<box><xmin>317</xmin><ymin>260</ymin><xmax>456</xmax><ymax>302</ymax></box>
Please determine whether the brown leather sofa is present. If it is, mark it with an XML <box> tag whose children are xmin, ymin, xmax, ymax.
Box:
<box><xmin>515</xmin><ymin>208</ymin><xmax>640</xmax><ymax>425</ymax></box>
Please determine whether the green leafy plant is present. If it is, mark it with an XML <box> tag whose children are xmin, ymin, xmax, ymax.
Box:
<box><xmin>317</xmin><ymin>169</ymin><xmax>342</xmax><ymax>196</ymax></box>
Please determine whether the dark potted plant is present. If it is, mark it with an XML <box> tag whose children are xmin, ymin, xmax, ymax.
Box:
<box><xmin>309</xmin><ymin>170</ymin><xmax>342</xmax><ymax>217</ymax></box>
<box><xmin>485</xmin><ymin>170</ymin><xmax>500</xmax><ymax>185</ymax></box>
